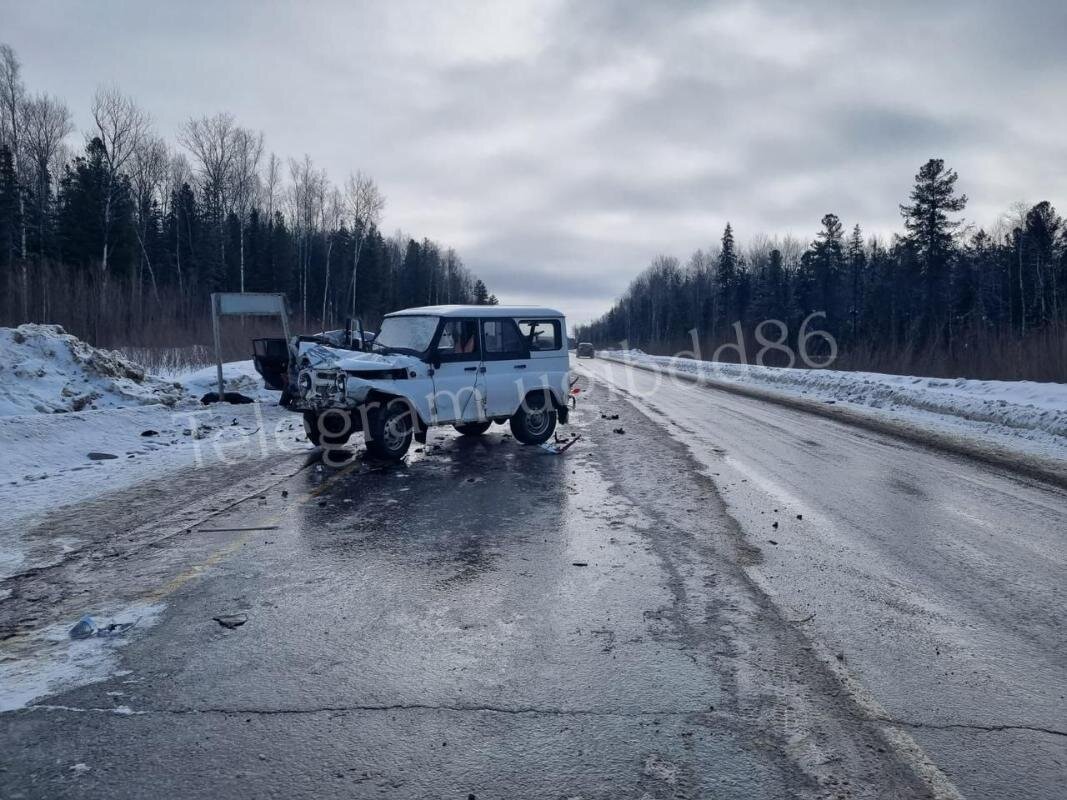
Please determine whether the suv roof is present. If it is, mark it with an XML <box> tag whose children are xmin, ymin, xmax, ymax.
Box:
<box><xmin>386</xmin><ymin>304</ymin><xmax>564</xmax><ymax>319</ymax></box>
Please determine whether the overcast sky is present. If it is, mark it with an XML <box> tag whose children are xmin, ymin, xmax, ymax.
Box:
<box><xmin>7</xmin><ymin>0</ymin><xmax>1067</xmax><ymax>323</ymax></box>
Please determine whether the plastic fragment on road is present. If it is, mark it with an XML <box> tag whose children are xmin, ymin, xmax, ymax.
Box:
<box><xmin>69</xmin><ymin>616</ymin><xmax>138</xmax><ymax>639</ymax></box>
<box><xmin>213</xmin><ymin>614</ymin><xmax>248</xmax><ymax>629</ymax></box>
<box><xmin>540</xmin><ymin>433</ymin><xmax>582</xmax><ymax>455</ymax></box>
<box><xmin>97</xmin><ymin>622</ymin><xmax>135</xmax><ymax>637</ymax></box>
<box><xmin>69</xmin><ymin>615</ymin><xmax>97</xmax><ymax>639</ymax></box>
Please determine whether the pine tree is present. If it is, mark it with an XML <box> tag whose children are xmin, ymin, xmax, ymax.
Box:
<box><xmin>900</xmin><ymin>158</ymin><xmax>967</xmax><ymax>326</ymax></box>
<box><xmin>716</xmin><ymin>222</ymin><xmax>737</xmax><ymax>330</ymax></box>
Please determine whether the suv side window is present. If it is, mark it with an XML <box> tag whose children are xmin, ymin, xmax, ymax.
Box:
<box><xmin>433</xmin><ymin>319</ymin><xmax>481</xmax><ymax>362</ymax></box>
<box><xmin>481</xmin><ymin>318</ymin><xmax>529</xmax><ymax>361</ymax></box>
<box><xmin>518</xmin><ymin>319</ymin><xmax>562</xmax><ymax>351</ymax></box>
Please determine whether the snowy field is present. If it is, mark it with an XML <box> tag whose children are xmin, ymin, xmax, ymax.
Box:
<box><xmin>0</xmin><ymin>325</ymin><xmax>305</xmax><ymax>568</ymax></box>
<box><xmin>601</xmin><ymin>349</ymin><xmax>1067</xmax><ymax>465</ymax></box>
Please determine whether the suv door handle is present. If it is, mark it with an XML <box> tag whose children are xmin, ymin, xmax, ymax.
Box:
<box><xmin>513</xmin><ymin>364</ymin><xmax>527</xmax><ymax>369</ymax></box>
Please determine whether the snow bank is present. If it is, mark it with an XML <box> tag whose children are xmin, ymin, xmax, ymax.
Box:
<box><xmin>603</xmin><ymin>350</ymin><xmax>1067</xmax><ymax>460</ymax></box>
<box><xmin>0</xmin><ymin>332</ymin><xmax>307</xmax><ymax>566</ymax></box>
<box><xmin>169</xmin><ymin>359</ymin><xmax>279</xmax><ymax>404</ymax></box>
<box><xmin>0</xmin><ymin>324</ymin><xmax>184</xmax><ymax>416</ymax></box>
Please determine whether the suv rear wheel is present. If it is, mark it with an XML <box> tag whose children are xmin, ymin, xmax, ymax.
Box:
<box><xmin>365</xmin><ymin>399</ymin><xmax>414</xmax><ymax>461</ymax></box>
<box><xmin>509</xmin><ymin>391</ymin><xmax>556</xmax><ymax>445</ymax></box>
<box><xmin>454</xmin><ymin>421</ymin><xmax>492</xmax><ymax>436</ymax></box>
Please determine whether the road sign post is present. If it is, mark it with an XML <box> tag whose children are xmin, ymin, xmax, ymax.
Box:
<box><xmin>210</xmin><ymin>293</ymin><xmax>291</xmax><ymax>402</ymax></box>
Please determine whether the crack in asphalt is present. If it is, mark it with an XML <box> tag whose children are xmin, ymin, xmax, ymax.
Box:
<box><xmin>25</xmin><ymin>702</ymin><xmax>717</xmax><ymax>718</ymax></box>
<box><xmin>876</xmin><ymin>717</ymin><xmax>1067</xmax><ymax>738</ymax></box>
<box><xmin>24</xmin><ymin>702</ymin><xmax>1066</xmax><ymax>739</ymax></box>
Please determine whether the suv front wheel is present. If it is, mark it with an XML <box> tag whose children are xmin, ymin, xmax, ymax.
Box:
<box><xmin>510</xmin><ymin>392</ymin><xmax>557</xmax><ymax>445</ymax></box>
<box><xmin>365</xmin><ymin>399</ymin><xmax>414</xmax><ymax>461</ymax></box>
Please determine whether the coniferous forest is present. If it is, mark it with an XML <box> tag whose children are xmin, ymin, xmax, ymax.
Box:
<box><xmin>577</xmin><ymin>160</ymin><xmax>1067</xmax><ymax>381</ymax></box>
<box><xmin>0</xmin><ymin>43</ymin><xmax>495</xmax><ymax>361</ymax></box>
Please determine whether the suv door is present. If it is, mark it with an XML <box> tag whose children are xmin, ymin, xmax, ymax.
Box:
<box><xmin>429</xmin><ymin>318</ymin><xmax>485</xmax><ymax>423</ymax></box>
<box><xmin>480</xmin><ymin>318</ymin><xmax>532</xmax><ymax>419</ymax></box>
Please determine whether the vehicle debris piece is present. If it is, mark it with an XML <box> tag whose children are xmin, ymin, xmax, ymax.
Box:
<box><xmin>571</xmin><ymin>561</ymin><xmax>589</xmax><ymax>567</ymax></box>
<box><xmin>600</xmin><ymin>413</ymin><xmax>620</xmax><ymax>420</ymax></box>
<box><xmin>613</xmin><ymin>427</ymin><xmax>625</xmax><ymax>434</ymax></box>
<box><xmin>69</xmin><ymin>615</ymin><xmax>97</xmax><ymax>639</ymax></box>
<box><xmin>213</xmin><ymin>614</ymin><xmax>248</xmax><ymax>629</ymax></box>
<box><xmin>540</xmin><ymin>433</ymin><xmax>582</xmax><ymax>455</ymax></box>
<box><xmin>97</xmin><ymin>622</ymin><xmax>135</xmax><ymax>637</ymax></box>
<box><xmin>199</xmin><ymin>390</ymin><xmax>254</xmax><ymax>405</ymax></box>
<box><xmin>140</xmin><ymin>429</ymin><xmax>158</xmax><ymax>437</ymax></box>
<box><xmin>87</xmin><ymin>452</ymin><xmax>118</xmax><ymax>460</ymax></box>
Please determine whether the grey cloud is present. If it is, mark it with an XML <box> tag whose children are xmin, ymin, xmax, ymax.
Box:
<box><xmin>5</xmin><ymin>0</ymin><xmax>1067</xmax><ymax>324</ymax></box>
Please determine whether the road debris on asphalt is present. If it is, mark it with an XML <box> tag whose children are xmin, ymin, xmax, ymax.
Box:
<box><xmin>69</xmin><ymin>615</ymin><xmax>97</xmax><ymax>639</ymax></box>
<box><xmin>87</xmin><ymin>452</ymin><xmax>118</xmax><ymax>460</ymax></box>
<box><xmin>213</xmin><ymin>614</ymin><xmax>248</xmax><ymax>629</ymax></box>
<box><xmin>69</xmin><ymin>616</ymin><xmax>137</xmax><ymax>639</ymax></box>
<box><xmin>540</xmin><ymin>433</ymin><xmax>582</xmax><ymax>454</ymax></box>
<box><xmin>613</xmin><ymin>427</ymin><xmax>625</xmax><ymax>434</ymax></box>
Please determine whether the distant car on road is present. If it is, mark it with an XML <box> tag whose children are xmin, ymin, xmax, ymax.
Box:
<box><xmin>576</xmin><ymin>342</ymin><xmax>595</xmax><ymax>359</ymax></box>
<box><xmin>283</xmin><ymin>305</ymin><xmax>572</xmax><ymax>460</ymax></box>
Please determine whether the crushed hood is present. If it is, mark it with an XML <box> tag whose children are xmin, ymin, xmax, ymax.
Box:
<box><xmin>297</xmin><ymin>342</ymin><xmax>421</xmax><ymax>373</ymax></box>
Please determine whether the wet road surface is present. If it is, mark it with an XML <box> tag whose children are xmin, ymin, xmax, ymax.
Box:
<box><xmin>580</xmin><ymin>357</ymin><xmax>1067</xmax><ymax>800</ymax></box>
<box><xmin>0</xmin><ymin>361</ymin><xmax>1062</xmax><ymax>798</ymax></box>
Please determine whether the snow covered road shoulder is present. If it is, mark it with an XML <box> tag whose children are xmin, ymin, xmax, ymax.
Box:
<box><xmin>601</xmin><ymin>350</ymin><xmax>1067</xmax><ymax>473</ymax></box>
<box><xmin>0</xmin><ymin>326</ymin><xmax>308</xmax><ymax>575</ymax></box>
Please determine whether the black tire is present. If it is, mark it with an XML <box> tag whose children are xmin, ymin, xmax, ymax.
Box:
<box><xmin>365</xmin><ymin>399</ymin><xmax>414</xmax><ymax>461</ymax></box>
<box><xmin>303</xmin><ymin>412</ymin><xmax>321</xmax><ymax>446</ymax></box>
<box><xmin>304</xmin><ymin>410</ymin><xmax>354</xmax><ymax>447</ymax></box>
<box><xmin>509</xmin><ymin>391</ymin><xmax>557</xmax><ymax>445</ymax></box>
<box><xmin>454</xmin><ymin>421</ymin><xmax>492</xmax><ymax>436</ymax></box>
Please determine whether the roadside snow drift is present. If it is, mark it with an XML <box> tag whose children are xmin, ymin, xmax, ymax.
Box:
<box><xmin>0</xmin><ymin>324</ymin><xmax>184</xmax><ymax>415</ymax></box>
<box><xmin>603</xmin><ymin>350</ymin><xmax>1067</xmax><ymax>462</ymax></box>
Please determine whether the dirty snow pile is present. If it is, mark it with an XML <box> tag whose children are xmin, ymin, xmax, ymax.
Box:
<box><xmin>604</xmin><ymin>350</ymin><xmax>1067</xmax><ymax>461</ymax></box>
<box><xmin>0</xmin><ymin>328</ymin><xmax>302</xmax><ymax>537</ymax></box>
<box><xmin>0</xmin><ymin>324</ymin><xmax>184</xmax><ymax>415</ymax></box>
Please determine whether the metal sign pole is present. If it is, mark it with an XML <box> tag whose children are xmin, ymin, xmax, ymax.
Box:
<box><xmin>211</xmin><ymin>293</ymin><xmax>225</xmax><ymax>401</ymax></box>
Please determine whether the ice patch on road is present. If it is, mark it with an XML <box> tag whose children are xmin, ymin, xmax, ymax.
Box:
<box><xmin>0</xmin><ymin>600</ymin><xmax>164</xmax><ymax>712</ymax></box>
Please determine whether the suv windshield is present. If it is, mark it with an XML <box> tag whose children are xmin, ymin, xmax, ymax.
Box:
<box><xmin>374</xmin><ymin>315</ymin><xmax>439</xmax><ymax>354</ymax></box>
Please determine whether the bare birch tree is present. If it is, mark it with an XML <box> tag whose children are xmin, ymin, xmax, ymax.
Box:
<box><xmin>166</xmin><ymin>152</ymin><xmax>192</xmax><ymax>294</ymax></box>
<box><xmin>0</xmin><ymin>43</ymin><xmax>28</xmax><ymax>314</ymax></box>
<box><xmin>288</xmin><ymin>155</ymin><xmax>325</xmax><ymax>326</ymax></box>
<box><xmin>344</xmin><ymin>171</ymin><xmax>385</xmax><ymax>317</ymax></box>
<box><xmin>90</xmin><ymin>86</ymin><xmax>149</xmax><ymax>290</ymax></box>
<box><xmin>230</xmin><ymin>128</ymin><xmax>263</xmax><ymax>291</ymax></box>
<box><xmin>21</xmin><ymin>93</ymin><xmax>72</xmax><ymax>257</ymax></box>
<box><xmin>320</xmin><ymin>184</ymin><xmax>343</xmax><ymax>325</ymax></box>
<box><xmin>130</xmin><ymin>134</ymin><xmax>169</xmax><ymax>302</ymax></box>
<box><xmin>179</xmin><ymin>112</ymin><xmax>237</xmax><ymax>271</ymax></box>
<box><xmin>262</xmin><ymin>151</ymin><xmax>282</xmax><ymax>224</ymax></box>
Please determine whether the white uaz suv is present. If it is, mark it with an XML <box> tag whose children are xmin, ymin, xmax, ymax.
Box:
<box><xmin>286</xmin><ymin>305</ymin><xmax>572</xmax><ymax>460</ymax></box>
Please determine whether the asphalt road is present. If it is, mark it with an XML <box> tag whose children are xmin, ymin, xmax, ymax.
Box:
<box><xmin>0</xmin><ymin>360</ymin><xmax>1063</xmax><ymax>798</ymax></box>
<box><xmin>578</xmin><ymin>357</ymin><xmax>1067</xmax><ymax>800</ymax></box>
